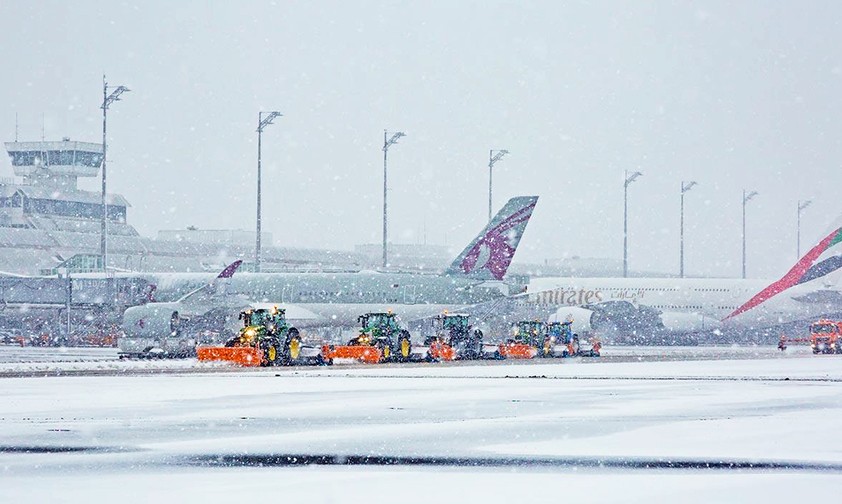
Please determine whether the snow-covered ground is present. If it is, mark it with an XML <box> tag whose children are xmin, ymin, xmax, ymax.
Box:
<box><xmin>1</xmin><ymin>347</ymin><xmax>841</xmax><ymax>502</ymax></box>
<box><xmin>0</xmin><ymin>343</ymin><xmax>816</xmax><ymax>376</ymax></box>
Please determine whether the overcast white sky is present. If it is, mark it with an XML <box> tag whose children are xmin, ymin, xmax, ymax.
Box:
<box><xmin>1</xmin><ymin>1</ymin><xmax>840</xmax><ymax>278</ymax></box>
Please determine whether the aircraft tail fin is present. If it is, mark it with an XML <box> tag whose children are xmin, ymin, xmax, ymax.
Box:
<box><xmin>217</xmin><ymin>260</ymin><xmax>243</xmax><ymax>279</ymax></box>
<box><xmin>725</xmin><ymin>216</ymin><xmax>842</xmax><ymax>320</ymax></box>
<box><xmin>178</xmin><ymin>260</ymin><xmax>243</xmax><ymax>303</ymax></box>
<box><xmin>444</xmin><ymin>196</ymin><xmax>538</xmax><ymax>281</ymax></box>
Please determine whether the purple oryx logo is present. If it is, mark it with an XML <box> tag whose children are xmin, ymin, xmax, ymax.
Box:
<box><xmin>459</xmin><ymin>202</ymin><xmax>536</xmax><ymax>280</ymax></box>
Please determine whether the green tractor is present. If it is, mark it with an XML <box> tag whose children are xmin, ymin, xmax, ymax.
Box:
<box><xmin>223</xmin><ymin>307</ymin><xmax>304</xmax><ymax>366</ymax></box>
<box><xmin>546</xmin><ymin>320</ymin><xmax>579</xmax><ymax>357</ymax></box>
<box><xmin>429</xmin><ymin>313</ymin><xmax>485</xmax><ymax>360</ymax></box>
<box><xmin>349</xmin><ymin>312</ymin><xmax>413</xmax><ymax>362</ymax></box>
<box><xmin>510</xmin><ymin>320</ymin><xmax>547</xmax><ymax>345</ymax></box>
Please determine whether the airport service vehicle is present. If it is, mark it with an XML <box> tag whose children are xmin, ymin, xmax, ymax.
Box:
<box><xmin>498</xmin><ymin>320</ymin><xmax>547</xmax><ymax>359</ymax></box>
<box><xmin>544</xmin><ymin>321</ymin><xmax>579</xmax><ymax>357</ymax></box>
<box><xmin>809</xmin><ymin>319</ymin><xmax>842</xmax><ymax>354</ymax></box>
<box><xmin>422</xmin><ymin>313</ymin><xmax>489</xmax><ymax>361</ymax></box>
<box><xmin>497</xmin><ymin>320</ymin><xmax>600</xmax><ymax>359</ymax></box>
<box><xmin>322</xmin><ymin>312</ymin><xmax>413</xmax><ymax>364</ymax></box>
<box><xmin>197</xmin><ymin>307</ymin><xmax>318</xmax><ymax>366</ymax></box>
<box><xmin>545</xmin><ymin>321</ymin><xmax>601</xmax><ymax>357</ymax></box>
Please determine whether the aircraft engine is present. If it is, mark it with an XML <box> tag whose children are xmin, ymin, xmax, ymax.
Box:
<box><xmin>118</xmin><ymin>302</ymin><xmax>198</xmax><ymax>355</ymax></box>
<box><xmin>548</xmin><ymin>306</ymin><xmax>595</xmax><ymax>334</ymax></box>
<box><xmin>121</xmin><ymin>302</ymin><xmax>184</xmax><ymax>339</ymax></box>
<box><xmin>659</xmin><ymin>312</ymin><xmax>722</xmax><ymax>332</ymax></box>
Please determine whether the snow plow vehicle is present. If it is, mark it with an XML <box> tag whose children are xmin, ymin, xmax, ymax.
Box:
<box><xmin>498</xmin><ymin>319</ymin><xmax>601</xmax><ymax>359</ymax></box>
<box><xmin>321</xmin><ymin>312</ymin><xmax>413</xmax><ymax>364</ymax></box>
<box><xmin>197</xmin><ymin>307</ymin><xmax>319</xmax><ymax>366</ymax></box>
<box><xmin>545</xmin><ymin>321</ymin><xmax>601</xmax><ymax>357</ymax></box>
<box><xmin>809</xmin><ymin>319</ymin><xmax>842</xmax><ymax>355</ymax></box>
<box><xmin>498</xmin><ymin>320</ymin><xmax>547</xmax><ymax>359</ymax></box>
<box><xmin>421</xmin><ymin>312</ymin><xmax>495</xmax><ymax>361</ymax></box>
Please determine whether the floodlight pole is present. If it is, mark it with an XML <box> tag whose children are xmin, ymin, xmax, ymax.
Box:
<box><xmin>680</xmin><ymin>181</ymin><xmax>698</xmax><ymax>278</ymax></box>
<box><xmin>382</xmin><ymin>130</ymin><xmax>406</xmax><ymax>269</ymax></box>
<box><xmin>488</xmin><ymin>149</ymin><xmax>509</xmax><ymax>221</ymax></box>
<box><xmin>255</xmin><ymin>111</ymin><xmax>282</xmax><ymax>273</ymax></box>
<box><xmin>623</xmin><ymin>170</ymin><xmax>642</xmax><ymax>278</ymax></box>
<box><xmin>742</xmin><ymin>189</ymin><xmax>758</xmax><ymax>279</ymax></box>
<box><xmin>797</xmin><ymin>199</ymin><xmax>812</xmax><ymax>259</ymax></box>
<box><xmin>58</xmin><ymin>268</ymin><xmax>71</xmax><ymax>341</ymax></box>
<box><xmin>100</xmin><ymin>75</ymin><xmax>129</xmax><ymax>273</ymax></box>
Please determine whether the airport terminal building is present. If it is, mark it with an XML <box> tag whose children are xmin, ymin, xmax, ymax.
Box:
<box><xmin>1</xmin><ymin>139</ymin><xmax>367</xmax><ymax>276</ymax></box>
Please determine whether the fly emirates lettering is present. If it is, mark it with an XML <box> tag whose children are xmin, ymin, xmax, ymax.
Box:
<box><xmin>529</xmin><ymin>288</ymin><xmax>646</xmax><ymax>305</ymax></box>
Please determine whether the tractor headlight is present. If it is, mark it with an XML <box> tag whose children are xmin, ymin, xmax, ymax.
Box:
<box><xmin>245</xmin><ymin>328</ymin><xmax>256</xmax><ymax>338</ymax></box>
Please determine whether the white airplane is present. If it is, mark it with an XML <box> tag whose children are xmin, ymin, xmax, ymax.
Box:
<box><xmin>519</xmin><ymin>218</ymin><xmax>842</xmax><ymax>341</ymax></box>
<box><xmin>119</xmin><ymin>196</ymin><xmax>539</xmax><ymax>355</ymax></box>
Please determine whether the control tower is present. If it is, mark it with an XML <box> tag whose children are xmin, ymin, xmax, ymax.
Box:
<box><xmin>4</xmin><ymin>137</ymin><xmax>103</xmax><ymax>189</ymax></box>
<box><xmin>1</xmin><ymin>138</ymin><xmax>129</xmax><ymax>229</ymax></box>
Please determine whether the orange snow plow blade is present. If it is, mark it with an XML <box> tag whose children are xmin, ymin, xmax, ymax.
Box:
<box><xmin>322</xmin><ymin>345</ymin><xmax>383</xmax><ymax>364</ymax></box>
<box><xmin>197</xmin><ymin>346</ymin><xmax>263</xmax><ymax>367</ymax></box>
<box><xmin>498</xmin><ymin>343</ymin><xmax>537</xmax><ymax>359</ymax></box>
<box><xmin>429</xmin><ymin>341</ymin><xmax>457</xmax><ymax>361</ymax></box>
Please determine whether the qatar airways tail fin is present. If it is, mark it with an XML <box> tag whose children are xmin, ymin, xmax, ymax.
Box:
<box><xmin>726</xmin><ymin>216</ymin><xmax>842</xmax><ymax>320</ymax></box>
<box><xmin>178</xmin><ymin>260</ymin><xmax>243</xmax><ymax>303</ymax></box>
<box><xmin>444</xmin><ymin>196</ymin><xmax>538</xmax><ymax>281</ymax></box>
<box><xmin>217</xmin><ymin>260</ymin><xmax>243</xmax><ymax>279</ymax></box>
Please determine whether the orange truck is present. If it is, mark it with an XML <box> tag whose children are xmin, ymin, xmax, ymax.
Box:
<box><xmin>809</xmin><ymin>319</ymin><xmax>842</xmax><ymax>355</ymax></box>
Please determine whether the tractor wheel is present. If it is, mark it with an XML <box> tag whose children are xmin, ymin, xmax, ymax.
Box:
<box><xmin>261</xmin><ymin>338</ymin><xmax>281</xmax><ymax>367</ymax></box>
<box><xmin>380</xmin><ymin>344</ymin><xmax>391</xmax><ymax>363</ymax></box>
<box><xmin>398</xmin><ymin>331</ymin><xmax>412</xmax><ymax>362</ymax></box>
<box><xmin>542</xmin><ymin>340</ymin><xmax>554</xmax><ymax>358</ymax></box>
<box><xmin>320</xmin><ymin>355</ymin><xmax>334</xmax><ymax>366</ymax></box>
<box><xmin>471</xmin><ymin>330</ymin><xmax>484</xmax><ymax>359</ymax></box>
<box><xmin>283</xmin><ymin>329</ymin><xmax>302</xmax><ymax>365</ymax></box>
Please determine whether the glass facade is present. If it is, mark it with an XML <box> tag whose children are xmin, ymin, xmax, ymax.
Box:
<box><xmin>8</xmin><ymin>150</ymin><xmax>103</xmax><ymax>168</ymax></box>
<box><xmin>0</xmin><ymin>192</ymin><xmax>125</xmax><ymax>222</ymax></box>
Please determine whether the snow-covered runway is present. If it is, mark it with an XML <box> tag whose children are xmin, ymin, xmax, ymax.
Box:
<box><xmin>1</xmin><ymin>350</ymin><xmax>841</xmax><ymax>502</ymax></box>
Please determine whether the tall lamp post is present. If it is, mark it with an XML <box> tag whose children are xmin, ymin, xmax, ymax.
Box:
<box><xmin>741</xmin><ymin>189</ymin><xmax>759</xmax><ymax>279</ymax></box>
<box><xmin>255</xmin><ymin>111</ymin><xmax>282</xmax><ymax>273</ymax></box>
<box><xmin>679</xmin><ymin>180</ymin><xmax>698</xmax><ymax>278</ymax></box>
<box><xmin>57</xmin><ymin>267</ymin><xmax>71</xmax><ymax>341</ymax></box>
<box><xmin>623</xmin><ymin>170</ymin><xmax>643</xmax><ymax>278</ymax></box>
<box><xmin>488</xmin><ymin>149</ymin><xmax>509</xmax><ymax>221</ymax></box>
<box><xmin>382</xmin><ymin>130</ymin><xmax>406</xmax><ymax>269</ymax></box>
<box><xmin>100</xmin><ymin>75</ymin><xmax>129</xmax><ymax>273</ymax></box>
<box><xmin>797</xmin><ymin>199</ymin><xmax>812</xmax><ymax>259</ymax></box>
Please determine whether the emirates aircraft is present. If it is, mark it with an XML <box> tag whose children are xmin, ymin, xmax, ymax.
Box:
<box><xmin>519</xmin><ymin>217</ymin><xmax>842</xmax><ymax>340</ymax></box>
<box><xmin>119</xmin><ymin>196</ymin><xmax>538</xmax><ymax>355</ymax></box>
